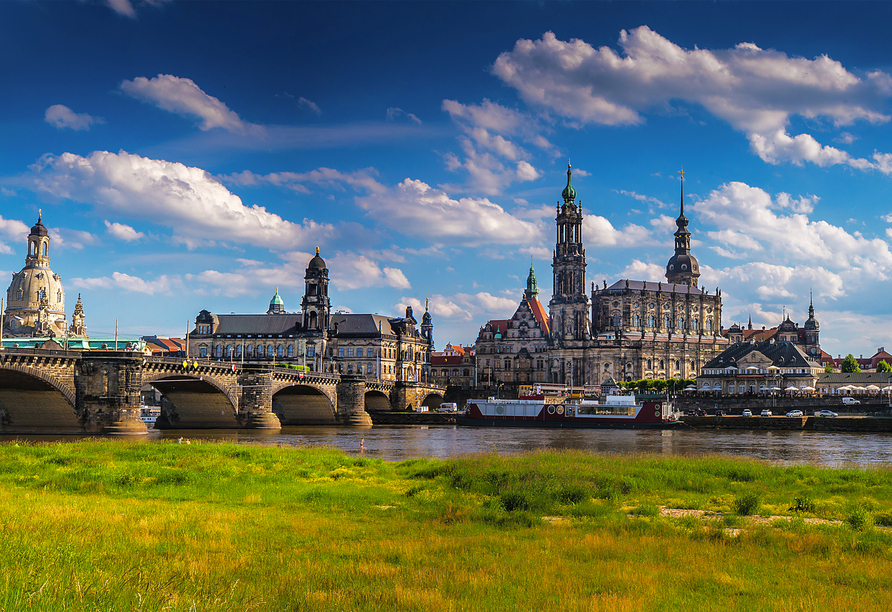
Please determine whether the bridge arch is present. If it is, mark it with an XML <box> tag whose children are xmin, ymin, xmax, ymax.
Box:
<box><xmin>421</xmin><ymin>393</ymin><xmax>444</xmax><ymax>410</ymax></box>
<box><xmin>142</xmin><ymin>373</ymin><xmax>239</xmax><ymax>429</ymax></box>
<box><xmin>364</xmin><ymin>390</ymin><xmax>391</xmax><ymax>413</ymax></box>
<box><xmin>272</xmin><ymin>384</ymin><xmax>336</xmax><ymax>425</ymax></box>
<box><xmin>0</xmin><ymin>364</ymin><xmax>80</xmax><ymax>431</ymax></box>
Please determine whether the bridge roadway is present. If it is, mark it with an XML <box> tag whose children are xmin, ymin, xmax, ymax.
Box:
<box><xmin>0</xmin><ymin>348</ymin><xmax>445</xmax><ymax>434</ymax></box>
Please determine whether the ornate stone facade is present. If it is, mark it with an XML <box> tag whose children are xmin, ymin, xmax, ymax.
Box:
<box><xmin>475</xmin><ymin>165</ymin><xmax>729</xmax><ymax>391</ymax></box>
<box><xmin>188</xmin><ymin>249</ymin><xmax>434</xmax><ymax>383</ymax></box>
<box><xmin>4</xmin><ymin>214</ymin><xmax>87</xmax><ymax>339</ymax></box>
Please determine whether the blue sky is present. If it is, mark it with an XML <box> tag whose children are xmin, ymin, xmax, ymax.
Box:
<box><xmin>3</xmin><ymin>0</ymin><xmax>892</xmax><ymax>359</ymax></box>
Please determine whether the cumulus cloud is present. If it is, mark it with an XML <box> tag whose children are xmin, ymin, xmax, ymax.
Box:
<box><xmin>71</xmin><ymin>271</ymin><xmax>181</xmax><ymax>295</ymax></box>
<box><xmin>386</xmin><ymin>107</ymin><xmax>421</xmax><ymax>124</ymax></box>
<box><xmin>441</xmin><ymin>99</ymin><xmax>552</xmax><ymax>193</ymax></box>
<box><xmin>120</xmin><ymin>74</ymin><xmax>262</xmax><ymax>134</ymax></box>
<box><xmin>328</xmin><ymin>253</ymin><xmax>411</xmax><ymax>290</ymax></box>
<box><xmin>44</xmin><ymin>105</ymin><xmax>103</xmax><ymax>131</ymax></box>
<box><xmin>583</xmin><ymin>215</ymin><xmax>662</xmax><ymax>248</ymax></box>
<box><xmin>619</xmin><ymin>260</ymin><xmax>666</xmax><ymax>282</ymax></box>
<box><xmin>0</xmin><ymin>216</ymin><xmax>30</xmax><ymax>255</ymax></box>
<box><xmin>492</xmin><ymin>27</ymin><xmax>892</xmax><ymax>172</ymax></box>
<box><xmin>399</xmin><ymin>291</ymin><xmax>519</xmax><ymax>322</ymax></box>
<box><xmin>104</xmin><ymin>220</ymin><xmax>145</xmax><ymax>242</ymax></box>
<box><xmin>30</xmin><ymin>150</ymin><xmax>333</xmax><ymax>250</ymax></box>
<box><xmin>356</xmin><ymin>178</ymin><xmax>541</xmax><ymax>245</ymax></box>
<box><xmin>696</xmin><ymin>181</ymin><xmax>892</xmax><ymax>276</ymax></box>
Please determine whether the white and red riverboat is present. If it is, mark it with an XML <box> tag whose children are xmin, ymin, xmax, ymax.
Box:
<box><xmin>457</xmin><ymin>387</ymin><xmax>684</xmax><ymax>429</ymax></box>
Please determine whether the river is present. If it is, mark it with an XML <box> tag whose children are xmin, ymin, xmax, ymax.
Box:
<box><xmin>7</xmin><ymin>426</ymin><xmax>892</xmax><ymax>467</ymax></box>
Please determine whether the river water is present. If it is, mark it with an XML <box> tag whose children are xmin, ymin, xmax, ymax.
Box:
<box><xmin>9</xmin><ymin>426</ymin><xmax>890</xmax><ymax>467</ymax></box>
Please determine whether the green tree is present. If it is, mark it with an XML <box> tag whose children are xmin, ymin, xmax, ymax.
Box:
<box><xmin>824</xmin><ymin>362</ymin><xmax>835</xmax><ymax>373</ymax></box>
<box><xmin>841</xmin><ymin>354</ymin><xmax>861</xmax><ymax>373</ymax></box>
<box><xmin>877</xmin><ymin>360</ymin><xmax>892</xmax><ymax>373</ymax></box>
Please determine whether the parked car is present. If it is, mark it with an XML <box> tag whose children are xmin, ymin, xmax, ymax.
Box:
<box><xmin>761</xmin><ymin>409</ymin><xmax>773</xmax><ymax>417</ymax></box>
<box><xmin>714</xmin><ymin>410</ymin><xmax>725</xmax><ymax>417</ymax></box>
<box><xmin>816</xmin><ymin>410</ymin><xmax>838</xmax><ymax>417</ymax></box>
<box><xmin>842</xmin><ymin>397</ymin><xmax>860</xmax><ymax>405</ymax></box>
<box><xmin>785</xmin><ymin>410</ymin><xmax>804</xmax><ymax>417</ymax></box>
<box><xmin>742</xmin><ymin>409</ymin><xmax>753</xmax><ymax>417</ymax></box>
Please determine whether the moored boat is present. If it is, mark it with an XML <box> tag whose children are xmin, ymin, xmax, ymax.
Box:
<box><xmin>140</xmin><ymin>406</ymin><xmax>160</xmax><ymax>428</ymax></box>
<box><xmin>457</xmin><ymin>392</ymin><xmax>685</xmax><ymax>429</ymax></box>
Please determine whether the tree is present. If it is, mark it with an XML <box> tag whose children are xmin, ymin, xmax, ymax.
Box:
<box><xmin>877</xmin><ymin>360</ymin><xmax>892</xmax><ymax>373</ymax></box>
<box><xmin>841</xmin><ymin>354</ymin><xmax>861</xmax><ymax>373</ymax></box>
<box><xmin>824</xmin><ymin>363</ymin><xmax>835</xmax><ymax>373</ymax></box>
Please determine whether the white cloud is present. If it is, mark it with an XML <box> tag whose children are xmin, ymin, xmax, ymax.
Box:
<box><xmin>30</xmin><ymin>150</ymin><xmax>333</xmax><ymax>250</ymax></box>
<box><xmin>493</xmin><ymin>28</ymin><xmax>892</xmax><ymax>172</ymax></box>
<box><xmin>104</xmin><ymin>220</ymin><xmax>145</xmax><ymax>242</ymax></box>
<box><xmin>223</xmin><ymin>167</ymin><xmax>386</xmax><ymax>195</ymax></box>
<box><xmin>619</xmin><ymin>260</ymin><xmax>666</xmax><ymax>282</ymax></box>
<box><xmin>0</xmin><ymin>216</ymin><xmax>29</xmax><ymax>256</ymax></box>
<box><xmin>296</xmin><ymin>97</ymin><xmax>321</xmax><ymax>115</ymax></box>
<box><xmin>44</xmin><ymin>105</ymin><xmax>103</xmax><ymax>131</ymax></box>
<box><xmin>355</xmin><ymin>178</ymin><xmax>541</xmax><ymax>245</ymax></box>
<box><xmin>71</xmin><ymin>271</ymin><xmax>181</xmax><ymax>295</ymax></box>
<box><xmin>386</xmin><ymin>107</ymin><xmax>421</xmax><ymax>124</ymax></box>
<box><xmin>583</xmin><ymin>215</ymin><xmax>660</xmax><ymax>248</ymax></box>
<box><xmin>49</xmin><ymin>227</ymin><xmax>98</xmax><ymax>251</ymax></box>
<box><xmin>120</xmin><ymin>74</ymin><xmax>262</xmax><ymax>134</ymax></box>
<box><xmin>400</xmin><ymin>291</ymin><xmax>520</xmax><ymax>322</ymax></box>
<box><xmin>695</xmin><ymin>181</ymin><xmax>892</xmax><ymax>276</ymax></box>
<box><xmin>617</xmin><ymin>189</ymin><xmax>668</xmax><ymax>210</ymax></box>
<box><xmin>328</xmin><ymin>253</ymin><xmax>411</xmax><ymax>290</ymax></box>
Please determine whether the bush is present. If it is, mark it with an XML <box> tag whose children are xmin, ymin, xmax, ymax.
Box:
<box><xmin>733</xmin><ymin>492</ymin><xmax>761</xmax><ymax>516</ymax></box>
<box><xmin>790</xmin><ymin>495</ymin><xmax>815</xmax><ymax>513</ymax></box>
<box><xmin>846</xmin><ymin>505</ymin><xmax>873</xmax><ymax>531</ymax></box>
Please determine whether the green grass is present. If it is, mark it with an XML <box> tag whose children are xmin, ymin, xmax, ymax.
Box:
<box><xmin>0</xmin><ymin>440</ymin><xmax>891</xmax><ymax>610</ymax></box>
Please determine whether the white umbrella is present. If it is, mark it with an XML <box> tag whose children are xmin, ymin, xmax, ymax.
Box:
<box><xmin>803</xmin><ymin>386</ymin><xmax>815</xmax><ymax>391</ymax></box>
<box><xmin>785</xmin><ymin>385</ymin><xmax>798</xmax><ymax>392</ymax></box>
<box><xmin>770</xmin><ymin>386</ymin><xmax>782</xmax><ymax>391</ymax></box>
<box><xmin>867</xmin><ymin>385</ymin><xmax>881</xmax><ymax>391</ymax></box>
<box><xmin>767</xmin><ymin>365</ymin><xmax>780</xmax><ymax>371</ymax></box>
<box><xmin>745</xmin><ymin>366</ymin><xmax>759</xmax><ymax>371</ymax></box>
<box><xmin>882</xmin><ymin>386</ymin><xmax>892</xmax><ymax>392</ymax></box>
<box><xmin>684</xmin><ymin>385</ymin><xmax>697</xmax><ymax>390</ymax></box>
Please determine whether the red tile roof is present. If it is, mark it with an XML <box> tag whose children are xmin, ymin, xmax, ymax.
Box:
<box><xmin>528</xmin><ymin>297</ymin><xmax>550</xmax><ymax>334</ymax></box>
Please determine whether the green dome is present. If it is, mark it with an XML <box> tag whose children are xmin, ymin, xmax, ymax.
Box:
<box><xmin>561</xmin><ymin>162</ymin><xmax>576</xmax><ymax>202</ymax></box>
<box><xmin>270</xmin><ymin>288</ymin><xmax>284</xmax><ymax>305</ymax></box>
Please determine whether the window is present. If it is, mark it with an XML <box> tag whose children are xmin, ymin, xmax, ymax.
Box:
<box><xmin>307</xmin><ymin>345</ymin><xmax>315</xmax><ymax>358</ymax></box>
<box><xmin>692</xmin><ymin>318</ymin><xmax>699</xmax><ymax>331</ymax></box>
<box><xmin>267</xmin><ymin>344</ymin><xmax>274</xmax><ymax>357</ymax></box>
<box><xmin>678</xmin><ymin>317</ymin><xmax>684</xmax><ymax>329</ymax></box>
<box><xmin>347</xmin><ymin>348</ymin><xmax>354</xmax><ymax>358</ymax></box>
<box><xmin>612</xmin><ymin>314</ymin><xmax>621</xmax><ymax>327</ymax></box>
<box><xmin>663</xmin><ymin>316</ymin><xmax>671</xmax><ymax>328</ymax></box>
<box><xmin>236</xmin><ymin>345</ymin><xmax>242</xmax><ymax>358</ymax></box>
<box><xmin>357</xmin><ymin>348</ymin><xmax>363</xmax><ymax>358</ymax></box>
<box><xmin>357</xmin><ymin>364</ymin><xmax>363</xmax><ymax>374</ymax></box>
<box><xmin>649</xmin><ymin>315</ymin><xmax>656</xmax><ymax>328</ymax></box>
<box><xmin>633</xmin><ymin>314</ymin><xmax>640</xmax><ymax>327</ymax></box>
<box><xmin>199</xmin><ymin>347</ymin><xmax>207</xmax><ymax>358</ymax></box>
<box><xmin>277</xmin><ymin>345</ymin><xmax>284</xmax><ymax>358</ymax></box>
<box><xmin>338</xmin><ymin>348</ymin><xmax>344</xmax><ymax>358</ymax></box>
<box><xmin>224</xmin><ymin>345</ymin><xmax>232</xmax><ymax>358</ymax></box>
<box><xmin>288</xmin><ymin>345</ymin><xmax>294</xmax><ymax>357</ymax></box>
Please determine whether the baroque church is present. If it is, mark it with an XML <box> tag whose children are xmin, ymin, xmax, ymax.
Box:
<box><xmin>3</xmin><ymin>214</ymin><xmax>87</xmax><ymax>340</ymax></box>
<box><xmin>189</xmin><ymin>248</ymin><xmax>435</xmax><ymax>384</ymax></box>
<box><xmin>477</xmin><ymin>164</ymin><xmax>729</xmax><ymax>389</ymax></box>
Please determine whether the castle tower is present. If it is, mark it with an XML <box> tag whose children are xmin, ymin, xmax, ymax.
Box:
<box><xmin>665</xmin><ymin>170</ymin><xmax>701</xmax><ymax>287</ymax></box>
<box><xmin>4</xmin><ymin>212</ymin><xmax>68</xmax><ymax>337</ymax></box>
<box><xmin>301</xmin><ymin>247</ymin><xmax>330</xmax><ymax>333</ymax></box>
<box><xmin>549</xmin><ymin>162</ymin><xmax>589</xmax><ymax>344</ymax></box>
<box><xmin>421</xmin><ymin>298</ymin><xmax>433</xmax><ymax>344</ymax></box>
<box><xmin>525</xmin><ymin>263</ymin><xmax>539</xmax><ymax>301</ymax></box>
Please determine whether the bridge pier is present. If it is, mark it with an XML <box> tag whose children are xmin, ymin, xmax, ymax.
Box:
<box><xmin>239</xmin><ymin>370</ymin><xmax>282</xmax><ymax>429</ymax></box>
<box><xmin>337</xmin><ymin>375</ymin><xmax>372</xmax><ymax>426</ymax></box>
<box><xmin>76</xmin><ymin>354</ymin><xmax>147</xmax><ymax>435</ymax></box>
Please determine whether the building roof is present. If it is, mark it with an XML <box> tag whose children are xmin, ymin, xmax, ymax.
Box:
<box><xmin>486</xmin><ymin>320</ymin><xmax>509</xmax><ymax>336</ymax></box>
<box><xmin>330</xmin><ymin>313</ymin><xmax>395</xmax><ymax>337</ymax></box>
<box><xmin>703</xmin><ymin>340</ymin><xmax>818</xmax><ymax>370</ymax></box>
<box><xmin>432</xmin><ymin>355</ymin><xmax>464</xmax><ymax>366</ymax></box>
<box><xmin>818</xmin><ymin>372</ymin><xmax>892</xmax><ymax>385</ymax></box>
<box><xmin>212</xmin><ymin>314</ymin><xmax>300</xmax><ymax>336</ymax></box>
<box><xmin>527</xmin><ymin>296</ymin><xmax>550</xmax><ymax>334</ymax></box>
<box><xmin>603</xmin><ymin>279</ymin><xmax>707</xmax><ymax>296</ymax></box>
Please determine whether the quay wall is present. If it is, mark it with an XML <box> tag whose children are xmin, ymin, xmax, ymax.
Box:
<box><xmin>682</xmin><ymin>415</ymin><xmax>892</xmax><ymax>432</ymax></box>
<box><xmin>369</xmin><ymin>412</ymin><xmax>456</xmax><ymax>426</ymax></box>
<box><xmin>675</xmin><ymin>395</ymin><xmax>892</xmax><ymax>416</ymax></box>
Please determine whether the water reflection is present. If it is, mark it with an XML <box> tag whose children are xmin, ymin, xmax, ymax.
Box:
<box><xmin>4</xmin><ymin>426</ymin><xmax>891</xmax><ymax>467</ymax></box>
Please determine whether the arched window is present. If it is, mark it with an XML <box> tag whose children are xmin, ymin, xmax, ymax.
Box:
<box><xmin>288</xmin><ymin>345</ymin><xmax>294</xmax><ymax>357</ymax></box>
<box><xmin>215</xmin><ymin>345</ymin><xmax>222</xmax><ymax>358</ymax></box>
<box><xmin>42</xmin><ymin>243</ymin><xmax>47</xmax><ymax>256</ymax></box>
<box><xmin>692</xmin><ymin>318</ymin><xmax>699</xmax><ymax>331</ymax></box>
<box><xmin>649</xmin><ymin>315</ymin><xmax>656</xmax><ymax>328</ymax></box>
<box><xmin>246</xmin><ymin>344</ymin><xmax>254</xmax><ymax>358</ymax></box>
<box><xmin>678</xmin><ymin>317</ymin><xmax>684</xmax><ymax>329</ymax></box>
<box><xmin>235</xmin><ymin>345</ymin><xmax>242</xmax><ymax>358</ymax></box>
<box><xmin>675</xmin><ymin>360</ymin><xmax>680</xmax><ymax>371</ymax></box>
<box><xmin>277</xmin><ymin>345</ymin><xmax>284</xmax><ymax>358</ymax></box>
<box><xmin>224</xmin><ymin>345</ymin><xmax>231</xmax><ymax>358</ymax></box>
<box><xmin>647</xmin><ymin>359</ymin><xmax>652</xmax><ymax>370</ymax></box>
<box><xmin>691</xmin><ymin>360</ymin><xmax>696</xmax><ymax>371</ymax></box>
<box><xmin>706</xmin><ymin>319</ymin><xmax>713</xmax><ymax>331</ymax></box>
<box><xmin>660</xmin><ymin>359</ymin><xmax>665</xmax><ymax>370</ymax></box>
<box><xmin>633</xmin><ymin>314</ymin><xmax>640</xmax><ymax>327</ymax></box>
<box><xmin>613</xmin><ymin>314</ymin><xmax>621</xmax><ymax>327</ymax></box>
<box><xmin>663</xmin><ymin>316</ymin><xmax>671</xmax><ymax>328</ymax></box>
<box><xmin>267</xmin><ymin>344</ymin><xmax>274</xmax><ymax>357</ymax></box>
<box><xmin>308</xmin><ymin>311</ymin><xmax>317</xmax><ymax>328</ymax></box>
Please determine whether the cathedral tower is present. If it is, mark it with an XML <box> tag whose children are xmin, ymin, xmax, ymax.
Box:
<box><xmin>301</xmin><ymin>247</ymin><xmax>330</xmax><ymax>333</ymax></box>
<box><xmin>549</xmin><ymin>162</ymin><xmax>590</xmax><ymax>344</ymax></box>
<box><xmin>665</xmin><ymin>170</ymin><xmax>701</xmax><ymax>287</ymax></box>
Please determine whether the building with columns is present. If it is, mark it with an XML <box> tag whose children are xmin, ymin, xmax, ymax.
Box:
<box><xmin>475</xmin><ymin>164</ymin><xmax>729</xmax><ymax>391</ymax></box>
<box><xmin>188</xmin><ymin>248</ymin><xmax>434</xmax><ymax>384</ymax></box>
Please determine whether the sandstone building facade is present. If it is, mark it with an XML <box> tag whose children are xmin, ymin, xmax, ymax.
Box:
<box><xmin>188</xmin><ymin>249</ymin><xmax>434</xmax><ymax>384</ymax></box>
<box><xmin>477</xmin><ymin>165</ymin><xmax>729</xmax><ymax>391</ymax></box>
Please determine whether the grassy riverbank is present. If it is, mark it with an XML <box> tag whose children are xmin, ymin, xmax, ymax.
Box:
<box><xmin>1</xmin><ymin>440</ymin><xmax>891</xmax><ymax>611</ymax></box>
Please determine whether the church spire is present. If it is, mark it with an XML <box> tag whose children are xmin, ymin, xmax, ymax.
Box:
<box><xmin>525</xmin><ymin>263</ymin><xmax>539</xmax><ymax>299</ymax></box>
<box><xmin>665</xmin><ymin>167</ymin><xmax>700</xmax><ymax>287</ymax></box>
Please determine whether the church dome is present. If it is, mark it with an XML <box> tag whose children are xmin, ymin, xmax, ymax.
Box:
<box><xmin>7</xmin><ymin>268</ymin><xmax>65</xmax><ymax>313</ymax></box>
<box><xmin>561</xmin><ymin>162</ymin><xmax>576</xmax><ymax>202</ymax></box>
<box><xmin>30</xmin><ymin>215</ymin><xmax>48</xmax><ymax>237</ymax></box>
<box><xmin>666</xmin><ymin>252</ymin><xmax>699</xmax><ymax>276</ymax></box>
<box><xmin>267</xmin><ymin>287</ymin><xmax>285</xmax><ymax>314</ymax></box>
<box><xmin>308</xmin><ymin>246</ymin><xmax>326</xmax><ymax>270</ymax></box>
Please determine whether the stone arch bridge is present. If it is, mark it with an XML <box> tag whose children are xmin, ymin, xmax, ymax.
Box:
<box><xmin>0</xmin><ymin>348</ymin><xmax>445</xmax><ymax>434</ymax></box>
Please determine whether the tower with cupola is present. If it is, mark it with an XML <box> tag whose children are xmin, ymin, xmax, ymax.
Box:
<box><xmin>665</xmin><ymin>170</ymin><xmax>701</xmax><ymax>287</ymax></box>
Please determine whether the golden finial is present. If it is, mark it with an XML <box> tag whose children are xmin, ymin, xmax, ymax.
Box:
<box><xmin>38</xmin><ymin>208</ymin><xmax>42</xmax><ymax>222</ymax></box>
<box><xmin>315</xmin><ymin>246</ymin><xmax>319</xmax><ymax>255</ymax></box>
<box><xmin>678</xmin><ymin>167</ymin><xmax>684</xmax><ymax>180</ymax></box>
